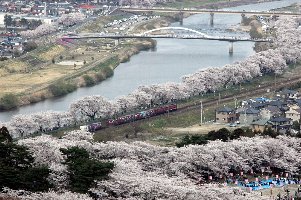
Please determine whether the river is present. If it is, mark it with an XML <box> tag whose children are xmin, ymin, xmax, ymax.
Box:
<box><xmin>0</xmin><ymin>0</ymin><xmax>299</xmax><ymax>122</ymax></box>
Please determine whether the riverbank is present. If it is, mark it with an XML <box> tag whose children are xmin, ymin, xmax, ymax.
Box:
<box><xmin>0</xmin><ymin>31</ymin><xmax>156</xmax><ymax>111</ymax></box>
<box><xmin>0</xmin><ymin>13</ymin><xmax>179</xmax><ymax>111</ymax></box>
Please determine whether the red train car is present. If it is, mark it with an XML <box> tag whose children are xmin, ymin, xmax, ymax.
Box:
<box><xmin>106</xmin><ymin>104</ymin><xmax>177</xmax><ymax>127</ymax></box>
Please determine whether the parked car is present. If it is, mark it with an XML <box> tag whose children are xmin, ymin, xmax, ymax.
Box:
<box><xmin>229</xmin><ymin>123</ymin><xmax>237</xmax><ymax>127</ymax></box>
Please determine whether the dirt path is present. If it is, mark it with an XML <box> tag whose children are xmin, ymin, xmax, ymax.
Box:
<box><xmin>165</xmin><ymin>123</ymin><xmax>234</xmax><ymax>135</ymax></box>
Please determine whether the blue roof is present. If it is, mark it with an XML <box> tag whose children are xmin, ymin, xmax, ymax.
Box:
<box><xmin>255</xmin><ymin>97</ymin><xmax>270</xmax><ymax>102</ymax></box>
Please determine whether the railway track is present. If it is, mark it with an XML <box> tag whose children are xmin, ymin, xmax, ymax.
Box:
<box><xmin>93</xmin><ymin>74</ymin><xmax>301</xmax><ymax>134</ymax></box>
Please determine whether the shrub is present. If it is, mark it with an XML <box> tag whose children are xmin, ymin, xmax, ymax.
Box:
<box><xmin>23</xmin><ymin>41</ymin><xmax>38</xmax><ymax>52</ymax></box>
<box><xmin>0</xmin><ymin>57</ymin><xmax>8</xmax><ymax>61</ymax></box>
<box><xmin>230</xmin><ymin>128</ymin><xmax>245</xmax><ymax>140</ymax></box>
<box><xmin>103</xmin><ymin>66</ymin><xmax>114</xmax><ymax>78</ymax></box>
<box><xmin>49</xmin><ymin>81</ymin><xmax>76</xmax><ymax>97</ymax></box>
<box><xmin>176</xmin><ymin>135</ymin><xmax>208</xmax><ymax>147</ymax></box>
<box><xmin>292</xmin><ymin>120</ymin><xmax>300</xmax><ymax>130</ymax></box>
<box><xmin>83</xmin><ymin>75</ymin><xmax>95</xmax><ymax>86</ymax></box>
<box><xmin>0</xmin><ymin>93</ymin><xmax>19</xmax><ymax>110</ymax></box>
<box><xmin>95</xmin><ymin>72</ymin><xmax>105</xmax><ymax>82</ymax></box>
<box><xmin>207</xmin><ymin>128</ymin><xmax>231</xmax><ymax>142</ymax></box>
<box><xmin>262</xmin><ymin>127</ymin><xmax>279</xmax><ymax>138</ymax></box>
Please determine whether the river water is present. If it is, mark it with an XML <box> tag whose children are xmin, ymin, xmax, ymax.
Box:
<box><xmin>0</xmin><ymin>0</ymin><xmax>299</xmax><ymax>122</ymax></box>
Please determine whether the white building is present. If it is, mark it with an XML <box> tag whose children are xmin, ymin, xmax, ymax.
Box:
<box><xmin>0</xmin><ymin>13</ymin><xmax>58</xmax><ymax>25</ymax></box>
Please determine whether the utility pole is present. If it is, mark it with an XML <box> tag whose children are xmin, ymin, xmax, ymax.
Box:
<box><xmin>274</xmin><ymin>73</ymin><xmax>276</xmax><ymax>93</ymax></box>
<box><xmin>44</xmin><ymin>2</ymin><xmax>47</xmax><ymax>16</ymax></box>
<box><xmin>244</xmin><ymin>108</ymin><xmax>247</xmax><ymax>126</ymax></box>
<box><xmin>234</xmin><ymin>98</ymin><xmax>237</xmax><ymax>108</ymax></box>
<box><xmin>200</xmin><ymin>101</ymin><xmax>203</xmax><ymax>126</ymax></box>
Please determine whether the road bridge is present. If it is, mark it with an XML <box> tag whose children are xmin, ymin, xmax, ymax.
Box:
<box><xmin>119</xmin><ymin>7</ymin><xmax>301</xmax><ymax>25</ymax></box>
<box><xmin>62</xmin><ymin>27</ymin><xmax>272</xmax><ymax>54</ymax></box>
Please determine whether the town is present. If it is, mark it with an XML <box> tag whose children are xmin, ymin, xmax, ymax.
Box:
<box><xmin>216</xmin><ymin>89</ymin><xmax>301</xmax><ymax>134</ymax></box>
<box><xmin>0</xmin><ymin>0</ymin><xmax>118</xmax><ymax>58</ymax></box>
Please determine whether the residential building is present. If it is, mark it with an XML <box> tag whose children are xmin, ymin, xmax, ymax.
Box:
<box><xmin>215</xmin><ymin>107</ymin><xmax>237</xmax><ymax>123</ymax></box>
<box><xmin>260</xmin><ymin>106</ymin><xmax>282</xmax><ymax>120</ymax></box>
<box><xmin>237</xmin><ymin>107</ymin><xmax>261</xmax><ymax>124</ymax></box>
<box><xmin>268</xmin><ymin>117</ymin><xmax>292</xmax><ymax>134</ymax></box>
<box><xmin>285</xmin><ymin>105</ymin><xmax>301</xmax><ymax>122</ymax></box>
<box><xmin>250</xmin><ymin>119</ymin><xmax>270</xmax><ymax>132</ymax></box>
<box><xmin>249</xmin><ymin>101</ymin><xmax>267</xmax><ymax>110</ymax></box>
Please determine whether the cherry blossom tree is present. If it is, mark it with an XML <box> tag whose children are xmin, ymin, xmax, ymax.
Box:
<box><xmin>12</xmin><ymin>131</ymin><xmax>300</xmax><ymax>199</ymax></box>
<box><xmin>20</xmin><ymin>23</ymin><xmax>57</xmax><ymax>38</ymax></box>
<box><xmin>20</xmin><ymin>12</ymin><xmax>85</xmax><ymax>39</ymax></box>
<box><xmin>6</xmin><ymin>114</ymin><xmax>39</xmax><ymax>138</ymax></box>
<box><xmin>1</xmin><ymin>188</ymin><xmax>93</xmax><ymax>200</ymax></box>
<box><xmin>57</xmin><ymin>13</ymin><xmax>85</xmax><ymax>27</ymax></box>
<box><xmin>69</xmin><ymin>96</ymin><xmax>116</xmax><ymax>122</ymax></box>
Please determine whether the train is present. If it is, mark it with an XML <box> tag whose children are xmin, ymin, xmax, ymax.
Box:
<box><xmin>80</xmin><ymin>122</ymin><xmax>102</xmax><ymax>132</ymax></box>
<box><xmin>80</xmin><ymin>104</ymin><xmax>177</xmax><ymax>132</ymax></box>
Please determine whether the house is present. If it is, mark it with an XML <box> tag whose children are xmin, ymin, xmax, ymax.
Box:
<box><xmin>0</xmin><ymin>5</ymin><xmax>7</xmax><ymax>12</ymax></box>
<box><xmin>249</xmin><ymin>101</ymin><xmax>267</xmax><ymax>110</ymax></box>
<box><xmin>215</xmin><ymin>106</ymin><xmax>237</xmax><ymax>123</ymax></box>
<box><xmin>20</xmin><ymin>6</ymin><xmax>32</xmax><ymax>13</ymax></box>
<box><xmin>285</xmin><ymin>105</ymin><xmax>301</xmax><ymax>122</ymax></box>
<box><xmin>268</xmin><ymin>117</ymin><xmax>292</xmax><ymax>134</ymax></box>
<box><xmin>237</xmin><ymin>107</ymin><xmax>260</xmax><ymax>124</ymax></box>
<box><xmin>31</xmin><ymin>5</ymin><xmax>45</xmax><ymax>15</ymax></box>
<box><xmin>250</xmin><ymin>119</ymin><xmax>270</xmax><ymax>132</ymax></box>
<box><xmin>260</xmin><ymin>106</ymin><xmax>282</xmax><ymax>120</ymax></box>
<box><xmin>268</xmin><ymin>100</ymin><xmax>288</xmax><ymax>110</ymax></box>
<box><xmin>1</xmin><ymin>51</ymin><xmax>13</xmax><ymax>58</ymax></box>
<box><xmin>294</xmin><ymin>99</ymin><xmax>301</xmax><ymax>107</ymax></box>
<box><xmin>279</xmin><ymin>89</ymin><xmax>298</xmax><ymax>100</ymax></box>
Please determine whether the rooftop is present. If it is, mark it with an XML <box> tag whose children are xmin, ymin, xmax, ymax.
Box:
<box><xmin>280</xmin><ymin>89</ymin><xmax>298</xmax><ymax>95</ymax></box>
<box><xmin>269</xmin><ymin>117</ymin><xmax>291</xmax><ymax>123</ymax></box>
<box><xmin>216</xmin><ymin>106</ymin><xmax>234</xmax><ymax>113</ymax></box>
<box><xmin>251</xmin><ymin>119</ymin><xmax>269</xmax><ymax>126</ymax></box>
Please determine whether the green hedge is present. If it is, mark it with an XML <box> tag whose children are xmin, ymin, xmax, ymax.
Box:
<box><xmin>49</xmin><ymin>81</ymin><xmax>77</xmax><ymax>97</ymax></box>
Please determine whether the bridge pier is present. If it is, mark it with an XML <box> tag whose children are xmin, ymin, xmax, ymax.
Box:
<box><xmin>179</xmin><ymin>12</ymin><xmax>184</xmax><ymax>25</ymax></box>
<box><xmin>241</xmin><ymin>13</ymin><xmax>246</xmax><ymax>24</ymax></box>
<box><xmin>229</xmin><ymin>42</ymin><xmax>234</xmax><ymax>55</ymax></box>
<box><xmin>114</xmin><ymin>38</ymin><xmax>119</xmax><ymax>46</ymax></box>
<box><xmin>210</xmin><ymin>12</ymin><xmax>214</xmax><ymax>26</ymax></box>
